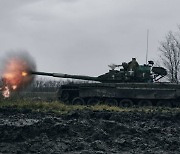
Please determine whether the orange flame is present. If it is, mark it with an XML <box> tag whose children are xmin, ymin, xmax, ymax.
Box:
<box><xmin>2</xmin><ymin>86</ymin><xmax>10</xmax><ymax>98</ymax></box>
<box><xmin>22</xmin><ymin>72</ymin><xmax>28</xmax><ymax>77</ymax></box>
<box><xmin>1</xmin><ymin>58</ymin><xmax>33</xmax><ymax>98</ymax></box>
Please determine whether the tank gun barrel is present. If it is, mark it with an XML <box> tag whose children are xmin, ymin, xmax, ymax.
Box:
<box><xmin>31</xmin><ymin>71</ymin><xmax>99</xmax><ymax>81</ymax></box>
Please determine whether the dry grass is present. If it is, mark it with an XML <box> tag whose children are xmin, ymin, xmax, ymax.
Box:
<box><xmin>0</xmin><ymin>99</ymin><xmax>180</xmax><ymax>114</ymax></box>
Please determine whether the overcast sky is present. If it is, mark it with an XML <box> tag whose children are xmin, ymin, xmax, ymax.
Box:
<box><xmin>0</xmin><ymin>0</ymin><xmax>180</xmax><ymax>76</ymax></box>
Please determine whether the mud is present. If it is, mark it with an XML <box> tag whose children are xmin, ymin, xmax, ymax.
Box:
<box><xmin>0</xmin><ymin>108</ymin><xmax>180</xmax><ymax>154</ymax></box>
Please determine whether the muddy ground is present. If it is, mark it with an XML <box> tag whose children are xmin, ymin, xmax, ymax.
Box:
<box><xmin>0</xmin><ymin>108</ymin><xmax>180</xmax><ymax>154</ymax></box>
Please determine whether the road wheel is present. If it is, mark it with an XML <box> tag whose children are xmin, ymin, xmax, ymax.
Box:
<box><xmin>72</xmin><ymin>97</ymin><xmax>85</xmax><ymax>105</ymax></box>
<box><xmin>157</xmin><ymin>100</ymin><xmax>172</xmax><ymax>107</ymax></box>
<box><xmin>104</xmin><ymin>99</ymin><xmax>118</xmax><ymax>106</ymax></box>
<box><xmin>87</xmin><ymin>98</ymin><xmax>99</xmax><ymax>105</ymax></box>
<box><xmin>59</xmin><ymin>91</ymin><xmax>69</xmax><ymax>102</ymax></box>
<box><xmin>119</xmin><ymin>99</ymin><xmax>133</xmax><ymax>107</ymax></box>
<box><xmin>138</xmin><ymin>100</ymin><xmax>152</xmax><ymax>107</ymax></box>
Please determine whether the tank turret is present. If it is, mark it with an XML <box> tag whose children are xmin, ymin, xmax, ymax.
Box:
<box><xmin>31</xmin><ymin>58</ymin><xmax>167</xmax><ymax>83</ymax></box>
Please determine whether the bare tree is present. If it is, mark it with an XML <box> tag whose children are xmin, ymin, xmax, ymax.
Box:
<box><xmin>159</xmin><ymin>29</ymin><xmax>180</xmax><ymax>83</ymax></box>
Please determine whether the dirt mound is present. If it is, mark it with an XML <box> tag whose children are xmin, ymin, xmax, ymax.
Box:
<box><xmin>0</xmin><ymin>108</ymin><xmax>180</xmax><ymax>153</ymax></box>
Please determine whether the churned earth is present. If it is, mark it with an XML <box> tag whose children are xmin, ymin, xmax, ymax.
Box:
<box><xmin>0</xmin><ymin>107</ymin><xmax>180</xmax><ymax>154</ymax></box>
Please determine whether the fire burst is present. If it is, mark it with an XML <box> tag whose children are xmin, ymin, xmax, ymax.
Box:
<box><xmin>0</xmin><ymin>53</ymin><xmax>36</xmax><ymax>98</ymax></box>
<box><xmin>2</xmin><ymin>86</ymin><xmax>10</xmax><ymax>98</ymax></box>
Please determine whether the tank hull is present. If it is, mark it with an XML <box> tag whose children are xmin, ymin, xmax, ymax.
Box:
<box><xmin>57</xmin><ymin>82</ymin><xmax>180</xmax><ymax>107</ymax></box>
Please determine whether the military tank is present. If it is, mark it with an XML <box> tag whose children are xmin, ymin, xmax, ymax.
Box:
<box><xmin>31</xmin><ymin>58</ymin><xmax>180</xmax><ymax>107</ymax></box>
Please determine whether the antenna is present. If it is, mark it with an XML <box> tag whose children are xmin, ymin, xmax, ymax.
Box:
<box><xmin>146</xmin><ymin>29</ymin><xmax>149</xmax><ymax>64</ymax></box>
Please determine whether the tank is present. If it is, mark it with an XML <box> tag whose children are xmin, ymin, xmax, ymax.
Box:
<box><xmin>31</xmin><ymin>58</ymin><xmax>180</xmax><ymax>107</ymax></box>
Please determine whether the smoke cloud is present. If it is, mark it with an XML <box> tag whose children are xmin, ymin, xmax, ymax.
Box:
<box><xmin>0</xmin><ymin>51</ymin><xmax>36</xmax><ymax>97</ymax></box>
<box><xmin>0</xmin><ymin>51</ymin><xmax>36</xmax><ymax>74</ymax></box>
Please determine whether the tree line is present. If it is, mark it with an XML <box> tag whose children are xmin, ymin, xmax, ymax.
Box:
<box><xmin>24</xmin><ymin>78</ymin><xmax>88</xmax><ymax>92</ymax></box>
